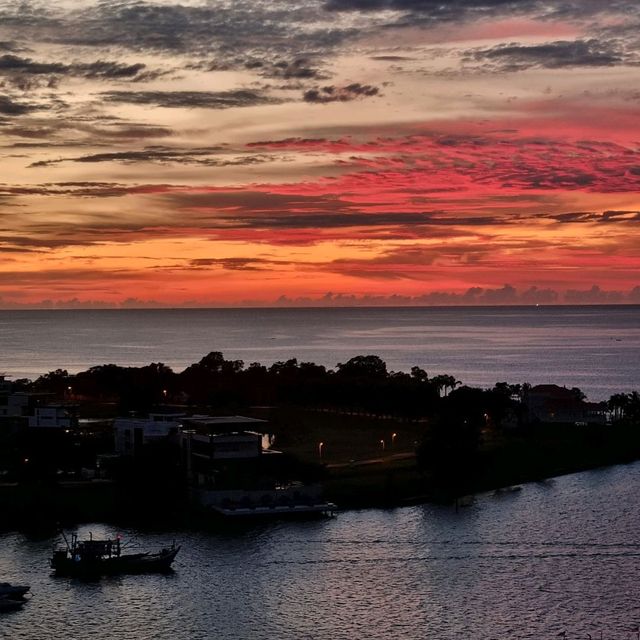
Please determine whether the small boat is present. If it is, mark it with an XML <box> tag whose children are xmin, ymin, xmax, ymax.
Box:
<box><xmin>50</xmin><ymin>532</ymin><xmax>180</xmax><ymax>577</ymax></box>
<box><xmin>0</xmin><ymin>582</ymin><xmax>30</xmax><ymax>599</ymax></box>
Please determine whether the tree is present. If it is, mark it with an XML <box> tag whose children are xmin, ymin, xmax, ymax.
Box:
<box><xmin>336</xmin><ymin>355</ymin><xmax>388</xmax><ymax>379</ymax></box>
<box><xmin>608</xmin><ymin>393</ymin><xmax>629</xmax><ymax>422</ymax></box>
<box><xmin>431</xmin><ymin>374</ymin><xmax>460</xmax><ymax>396</ymax></box>
<box><xmin>410</xmin><ymin>366</ymin><xmax>429</xmax><ymax>383</ymax></box>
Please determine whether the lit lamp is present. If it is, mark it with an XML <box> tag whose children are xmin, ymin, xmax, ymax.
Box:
<box><xmin>380</xmin><ymin>439</ymin><xmax>385</xmax><ymax>452</ymax></box>
<box><xmin>318</xmin><ymin>442</ymin><xmax>324</xmax><ymax>459</ymax></box>
<box><xmin>391</xmin><ymin>432</ymin><xmax>397</xmax><ymax>448</ymax></box>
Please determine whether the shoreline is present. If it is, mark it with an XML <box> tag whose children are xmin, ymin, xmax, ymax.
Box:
<box><xmin>2</xmin><ymin>446</ymin><xmax>639</xmax><ymax>530</ymax></box>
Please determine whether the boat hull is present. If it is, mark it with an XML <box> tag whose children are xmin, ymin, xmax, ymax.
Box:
<box><xmin>51</xmin><ymin>547</ymin><xmax>180</xmax><ymax>577</ymax></box>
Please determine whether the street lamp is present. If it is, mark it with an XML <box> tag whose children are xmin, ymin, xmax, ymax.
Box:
<box><xmin>380</xmin><ymin>439</ymin><xmax>385</xmax><ymax>452</ymax></box>
<box><xmin>391</xmin><ymin>432</ymin><xmax>397</xmax><ymax>448</ymax></box>
<box><xmin>318</xmin><ymin>442</ymin><xmax>324</xmax><ymax>459</ymax></box>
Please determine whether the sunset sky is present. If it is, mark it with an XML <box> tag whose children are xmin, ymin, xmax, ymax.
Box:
<box><xmin>1</xmin><ymin>0</ymin><xmax>639</xmax><ymax>307</ymax></box>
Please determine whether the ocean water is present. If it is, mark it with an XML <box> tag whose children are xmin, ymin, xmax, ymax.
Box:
<box><xmin>2</xmin><ymin>463</ymin><xmax>640</xmax><ymax>639</ymax></box>
<box><xmin>0</xmin><ymin>305</ymin><xmax>638</xmax><ymax>401</ymax></box>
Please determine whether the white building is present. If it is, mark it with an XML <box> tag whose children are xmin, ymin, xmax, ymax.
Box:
<box><xmin>28</xmin><ymin>405</ymin><xmax>76</xmax><ymax>429</ymax></box>
<box><xmin>114</xmin><ymin>412</ymin><xmax>185</xmax><ymax>455</ymax></box>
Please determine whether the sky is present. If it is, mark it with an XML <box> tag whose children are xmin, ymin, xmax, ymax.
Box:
<box><xmin>0</xmin><ymin>0</ymin><xmax>639</xmax><ymax>307</ymax></box>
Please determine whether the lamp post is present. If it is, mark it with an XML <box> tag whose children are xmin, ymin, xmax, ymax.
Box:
<box><xmin>380</xmin><ymin>439</ymin><xmax>385</xmax><ymax>452</ymax></box>
<box><xmin>318</xmin><ymin>441</ymin><xmax>324</xmax><ymax>459</ymax></box>
<box><xmin>391</xmin><ymin>432</ymin><xmax>397</xmax><ymax>449</ymax></box>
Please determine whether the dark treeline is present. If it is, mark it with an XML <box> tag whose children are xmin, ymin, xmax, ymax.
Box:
<box><xmin>24</xmin><ymin>351</ymin><xmax>521</xmax><ymax>421</ymax></box>
<box><xmin>21</xmin><ymin>350</ymin><xmax>640</xmax><ymax>425</ymax></box>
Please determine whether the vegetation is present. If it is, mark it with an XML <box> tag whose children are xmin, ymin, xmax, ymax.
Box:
<box><xmin>2</xmin><ymin>351</ymin><xmax>640</xmax><ymax>515</ymax></box>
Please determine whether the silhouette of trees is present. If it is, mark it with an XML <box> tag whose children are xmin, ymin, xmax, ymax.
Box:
<box><xmin>336</xmin><ymin>355</ymin><xmax>387</xmax><ymax>379</ymax></box>
<box><xmin>32</xmin><ymin>368</ymin><xmax>70</xmax><ymax>396</ymax></box>
<box><xmin>431</xmin><ymin>374</ymin><xmax>460</xmax><ymax>396</ymax></box>
<box><xmin>609</xmin><ymin>391</ymin><xmax>640</xmax><ymax>424</ymax></box>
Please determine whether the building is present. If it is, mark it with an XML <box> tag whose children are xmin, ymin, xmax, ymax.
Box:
<box><xmin>114</xmin><ymin>412</ymin><xmax>185</xmax><ymax>456</ymax></box>
<box><xmin>525</xmin><ymin>385</ymin><xmax>607</xmax><ymax>425</ymax></box>
<box><xmin>180</xmin><ymin>415</ymin><xmax>270</xmax><ymax>486</ymax></box>
<box><xmin>28</xmin><ymin>405</ymin><xmax>77</xmax><ymax>429</ymax></box>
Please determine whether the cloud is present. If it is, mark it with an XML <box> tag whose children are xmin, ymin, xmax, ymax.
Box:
<box><xmin>564</xmin><ymin>285</ymin><xmax>626</xmax><ymax>304</ymax></box>
<box><xmin>465</xmin><ymin>39</ymin><xmax>636</xmax><ymax>72</ymax></box>
<box><xmin>3</xmin><ymin>1</ymin><xmax>356</xmax><ymax>62</ymax></box>
<box><xmin>303</xmin><ymin>83</ymin><xmax>380</xmax><ymax>103</ymax></box>
<box><xmin>546</xmin><ymin>210</ymin><xmax>640</xmax><ymax>224</ymax></box>
<box><xmin>238</xmin><ymin>57</ymin><xmax>329</xmax><ymax>81</ymax></box>
<box><xmin>29</xmin><ymin>148</ymin><xmax>274</xmax><ymax>168</ymax></box>
<box><xmin>323</xmin><ymin>0</ymin><xmax>640</xmax><ymax>24</ymax></box>
<box><xmin>0</xmin><ymin>95</ymin><xmax>38</xmax><ymax>115</ymax></box>
<box><xmin>0</xmin><ymin>54</ymin><xmax>164</xmax><ymax>84</ymax></box>
<box><xmin>188</xmin><ymin>257</ymin><xmax>289</xmax><ymax>271</ymax></box>
<box><xmin>270</xmin><ymin>285</ymin><xmax>639</xmax><ymax>307</ymax></box>
<box><xmin>0</xmin><ymin>181</ymin><xmax>178</xmax><ymax>199</ymax></box>
<box><xmin>100</xmin><ymin>90</ymin><xmax>282</xmax><ymax>109</ymax></box>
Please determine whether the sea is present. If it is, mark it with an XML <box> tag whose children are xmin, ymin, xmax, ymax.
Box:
<box><xmin>0</xmin><ymin>305</ymin><xmax>638</xmax><ymax>401</ymax></box>
<box><xmin>2</xmin><ymin>463</ymin><xmax>640</xmax><ymax>639</ymax></box>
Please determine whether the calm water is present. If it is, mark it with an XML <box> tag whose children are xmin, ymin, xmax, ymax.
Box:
<box><xmin>0</xmin><ymin>306</ymin><xmax>638</xmax><ymax>400</ymax></box>
<box><xmin>2</xmin><ymin>463</ymin><xmax>640</xmax><ymax>639</ymax></box>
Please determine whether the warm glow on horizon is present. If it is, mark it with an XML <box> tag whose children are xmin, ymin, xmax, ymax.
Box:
<box><xmin>0</xmin><ymin>1</ymin><xmax>639</xmax><ymax>307</ymax></box>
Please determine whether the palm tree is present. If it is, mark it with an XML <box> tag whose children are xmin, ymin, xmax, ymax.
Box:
<box><xmin>431</xmin><ymin>374</ymin><xmax>460</xmax><ymax>396</ymax></box>
<box><xmin>608</xmin><ymin>393</ymin><xmax>629</xmax><ymax>422</ymax></box>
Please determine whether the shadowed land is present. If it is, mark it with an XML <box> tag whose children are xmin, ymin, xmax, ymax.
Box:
<box><xmin>0</xmin><ymin>353</ymin><xmax>639</xmax><ymax>525</ymax></box>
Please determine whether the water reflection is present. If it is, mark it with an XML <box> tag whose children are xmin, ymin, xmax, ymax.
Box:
<box><xmin>3</xmin><ymin>464</ymin><xmax>640</xmax><ymax>638</ymax></box>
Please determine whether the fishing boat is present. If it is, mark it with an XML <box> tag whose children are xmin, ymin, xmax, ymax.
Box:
<box><xmin>50</xmin><ymin>532</ymin><xmax>180</xmax><ymax>577</ymax></box>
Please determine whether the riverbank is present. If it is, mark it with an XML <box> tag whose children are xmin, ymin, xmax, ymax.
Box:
<box><xmin>321</xmin><ymin>421</ymin><xmax>640</xmax><ymax>509</ymax></box>
<box><xmin>2</xmin><ymin>421</ymin><xmax>640</xmax><ymax>527</ymax></box>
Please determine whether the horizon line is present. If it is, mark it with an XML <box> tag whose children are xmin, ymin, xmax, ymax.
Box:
<box><xmin>1</xmin><ymin>302</ymin><xmax>639</xmax><ymax>311</ymax></box>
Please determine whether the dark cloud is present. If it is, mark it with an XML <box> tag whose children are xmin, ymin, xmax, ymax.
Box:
<box><xmin>0</xmin><ymin>95</ymin><xmax>38</xmax><ymax>115</ymax></box>
<box><xmin>0</xmin><ymin>181</ymin><xmax>174</xmax><ymax>199</ymax></box>
<box><xmin>303</xmin><ymin>83</ymin><xmax>380</xmax><ymax>103</ymax></box>
<box><xmin>323</xmin><ymin>0</ymin><xmax>640</xmax><ymax>23</ymax></box>
<box><xmin>370</xmin><ymin>55</ymin><xmax>414</xmax><ymax>61</ymax></box>
<box><xmin>100</xmin><ymin>89</ymin><xmax>281</xmax><ymax>109</ymax></box>
<box><xmin>546</xmin><ymin>210</ymin><xmax>640</xmax><ymax>224</ymax></box>
<box><xmin>29</xmin><ymin>148</ymin><xmax>274</xmax><ymax>168</ymax></box>
<box><xmin>189</xmin><ymin>257</ymin><xmax>286</xmax><ymax>271</ymax></box>
<box><xmin>0</xmin><ymin>119</ymin><xmax>174</xmax><ymax>144</ymax></box>
<box><xmin>216</xmin><ymin>56</ymin><xmax>331</xmax><ymax>82</ymax></box>
<box><xmin>0</xmin><ymin>54</ymin><xmax>164</xmax><ymax>82</ymax></box>
<box><xmin>465</xmin><ymin>39</ymin><xmax>636</xmax><ymax>72</ymax></box>
<box><xmin>269</xmin><ymin>286</ymin><xmax>561</xmax><ymax>307</ymax></box>
<box><xmin>161</xmin><ymin>190</ymin><xmax>510</xmax><ymax>230</ymax></box>
<box><xmin>17</xmin><ymin>0</ymin><xmax>354</xmax><ymax>62</ymax></box>
<box><xmin>267</xmin><ymin>58</ymin><xmax>327</xmax><ymax>80</ymax></box>
<box><xmin>0</xmin><ymin>54</ymin><xmax>65</xmax><ymax>74</ymax></box>
<box><xmin>564</xmin><ymin>285</ymin><xmax>626</xmax><ymax>304</ymax></box>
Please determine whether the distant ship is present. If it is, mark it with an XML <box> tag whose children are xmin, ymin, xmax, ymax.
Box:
<box><xmin>50</xmin><ymin>532</ymin><xmax>179</xmax><ymax>577</ymax></box>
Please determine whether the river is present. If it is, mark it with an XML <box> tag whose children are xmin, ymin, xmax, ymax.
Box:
<box><xmin>2</xmin><ymin>462</ymin><xmax>640</xmax><ymax>639</ymax></box>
